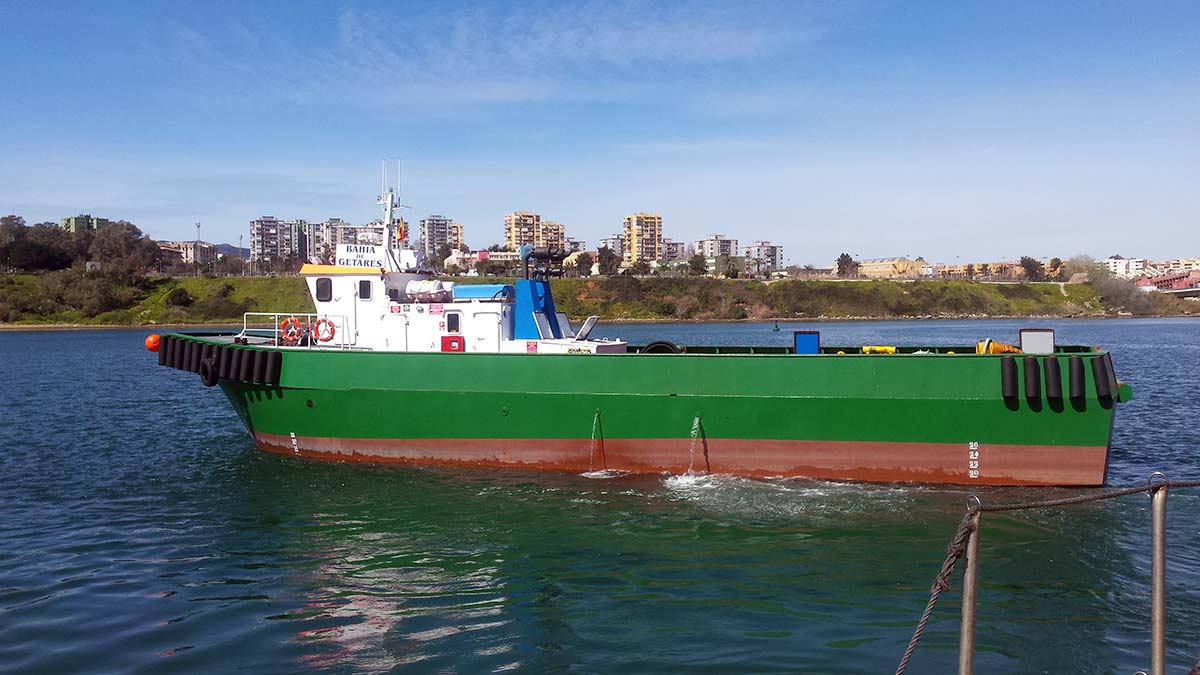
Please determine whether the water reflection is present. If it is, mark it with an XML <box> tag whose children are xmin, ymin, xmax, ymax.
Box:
<box><xmin>226</xmin><ymin>455</ymin><xmax>1160</xmax><ymax>673</ymax></box>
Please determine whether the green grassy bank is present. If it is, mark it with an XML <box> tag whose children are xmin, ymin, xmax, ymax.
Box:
<box><xmin>0</xmin><ymin>275</ymin><xmax>311</xmax><ymax>325</ymax></box>
<box><xmin>4</xmin><ymin>273</ymin><xmax>1190</xmax><ymax>326</ymax></box>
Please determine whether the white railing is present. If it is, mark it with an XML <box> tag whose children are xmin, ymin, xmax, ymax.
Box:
<box><xmin>240</xmin><ymin>312</ymin><xmax>352</xmax><ymax>349</ymax></box>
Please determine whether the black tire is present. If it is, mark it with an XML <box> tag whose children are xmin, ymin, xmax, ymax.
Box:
<box><xmin>640</xmin><ymin>341</ymin><xmax>680</xmax><ymax>354</ymax></box>
<box><xmin>199</xmin><ymin>357</ymin><xmax>220</xmax><ymax>387</ymax></box>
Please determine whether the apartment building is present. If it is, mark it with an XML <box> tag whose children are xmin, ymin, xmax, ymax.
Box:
<box><xmin>250</xmin><ymin>217</ymin><xmax>405</xmax><ymax>264</ymax></box>
<box><xmin>249</xmin><ymin>216</ymin><xmax>300</xmax><ymax>263</ymax></box>
<box><xmin>538</xmin><ymin>221</ymin><xmax>565</xmax><ymax>249</ymax></box>
<box><xmin>159</xmin><ymin>240</ymin><xmax>217</xmax><ymax>267</ymax></box>
<box><xmin>504</xmin><ymin>212</ymin><xmax>540</xmax><ymax>251</ymax></box>
<box><xmin>419</xmin><ymin>215</ymin><xmax>465</xmax><ymax>260</ymax></box>
<box><xmin>622</xmin><ymin>213</ymin><xmax>663</xmax><ymax>263</ymax></box>
<box><xmin>598</xmin><ymin>233</ymin><xmax>625</xmax><ymax>254</ymax></box>
<box><xmin>60</xmin><ymin>214</ymin><xmax>112</xmax><ymax>234</ymax></box>
<box><xmin>694</xmin><ymin>234</ymin><xmax>738</xmax><ymax>258</ymax></box>
<box><xmin>743</xmin><ymin>241</ymin><xmax>785</xmax><ymax>270</ymax></box>
<box><xmin>662</xmin><ymin>238</ymin><xmax>688</xmax><ymax>262</ymax></box>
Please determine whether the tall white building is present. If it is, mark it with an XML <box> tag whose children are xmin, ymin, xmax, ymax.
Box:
<box><xmin>743</xmin><ymin>240</ymin><xmax>785</xmax><ymax>271</ymax></box>
<box><xmin>1101</xmin><ymin>257</ymin><xmax>1149</xmax><ymax>279</ymax></box>
<box><xmin>662</xmin><ymin>238</ymin><xmax>688</xmax><ymax>261</ymax></box>
<box><xmin>598</xmin><ymin>233</ymin><xmax>625</xmax><ymax>254</ymax></box>
<box><xmin>251</xmin><ymin>216</ymin><xmax>406</xmax><ymax>264</ymax></box>
<box><xmin>419</xmin><ymin>215</ymin><xmax>464</xmax><ymax>260</ymax></box>
<box><xmin>694</xmin><ymin>234</ymin><xmax>738</xmax><ymax>258</ymax></box>
<box><xmin>249</xmin><ymin>216</ymin><xmax>300</xmax><ymax>263</ymax></box>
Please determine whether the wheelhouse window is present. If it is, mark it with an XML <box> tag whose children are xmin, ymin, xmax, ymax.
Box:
<box><xmin>358</xmin><ymin>280</ymin><xmax>372</xmax><ymax>300</ymax></box>
<box><xmin>446</xmin><ymin>312</ymin><xmax>461</xmax><ymax>334</ymax></box>
<box><xmin>315</xmin><ymin>277</ymin><xmax>332</xmax><ymax>302</ymax></box>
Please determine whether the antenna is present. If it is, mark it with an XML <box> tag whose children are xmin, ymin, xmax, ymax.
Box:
<box><xmin>395</xmin><ymin>158</ymin><xmax>410</xmax><ymax>210</ymax></box>
<box><xmin>381</xmin><ymin>159</ymin><xmax>388</xmax><ymax>200</ymax></box>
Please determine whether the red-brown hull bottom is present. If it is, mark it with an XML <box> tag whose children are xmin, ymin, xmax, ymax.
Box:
<box><xmin>254</xmin><ymin>432</ymin><xmax>1108</xmax><ymax>486</ymax></box>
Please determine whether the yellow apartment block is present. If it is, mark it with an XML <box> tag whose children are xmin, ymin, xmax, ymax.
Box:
<box><xmin>504</xmin><ymin>212</ymin><xmax>540</xmax><ymax>251</ymax></box>
<box><xmin>622</xmin><ymin>213</ymin><xmax>662</xmax><ymax>263</ymax></box>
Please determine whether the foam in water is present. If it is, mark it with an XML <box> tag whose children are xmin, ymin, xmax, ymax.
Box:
<box><xmin>580</xmin><ymin>469</ymin><xmax>629</xmax><ymax>480</ymax></box>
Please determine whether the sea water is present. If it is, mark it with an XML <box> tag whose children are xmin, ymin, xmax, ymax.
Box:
<box><xmin>1</xmin><ymin>319</ymin><xmax>1198</xmax><ymax>673</ymax></box>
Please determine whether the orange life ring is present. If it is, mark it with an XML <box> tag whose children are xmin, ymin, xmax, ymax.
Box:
<box><xmin>280</xmin><ymin>316</ymin><xmax>304</xmax><ymax>344</ymax></box>
<box><xmin>314</xmin><ymin>318</ymin><xmax>336</xmax><ymax>343</ymax></box>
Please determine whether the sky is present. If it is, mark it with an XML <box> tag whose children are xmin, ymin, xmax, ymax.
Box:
<box><xmin>1</xmin><ymin>0</ymin><xmax>1197</xmax><ymax>265</ymax></box>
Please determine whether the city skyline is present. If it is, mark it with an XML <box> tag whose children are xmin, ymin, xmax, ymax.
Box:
<box><xmin>2</xmin><ymin>2</ymin><xmax>1197</xmax><ymax>263</ymax></box>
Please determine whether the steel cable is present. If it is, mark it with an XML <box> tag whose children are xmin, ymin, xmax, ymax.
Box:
<box><xmin>895</xmin><ymin>478</ymin><xmax>1200</xmax><ymax>675</ymax></box>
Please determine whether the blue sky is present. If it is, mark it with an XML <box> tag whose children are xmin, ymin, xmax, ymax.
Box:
<box><xmin>1</xmin><ymin>1</ymin><xmax>1196</xmax><ymax>264</ymax></box>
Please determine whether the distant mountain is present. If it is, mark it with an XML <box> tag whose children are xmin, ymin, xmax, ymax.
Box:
<box><xmin>215</xmin><ymin>243</ymin><xmax>249</xmax><ymax>258</ymax></box>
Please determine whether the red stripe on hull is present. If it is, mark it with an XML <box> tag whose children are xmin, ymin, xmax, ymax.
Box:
<box><xmin>253</xmin><ymin>433</ymin><xmax>1107</xmax><ymax>486</ymax></box>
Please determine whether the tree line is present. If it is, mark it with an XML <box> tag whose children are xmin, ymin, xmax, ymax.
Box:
<box><xmin>0</xmin><ymin>215</ymin><xmax>162</xmax><ymax>320</ymax></box>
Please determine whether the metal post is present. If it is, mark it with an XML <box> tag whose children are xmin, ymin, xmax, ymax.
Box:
<box><xmin>958</xmin><ymin>507</ymin><xmax>982</xmax><ymax>675</ymax></box>
<box><xmin>1150</xmin><ymin>474</ymin><xmax>1168</xmax><ymax>675</ymax></box>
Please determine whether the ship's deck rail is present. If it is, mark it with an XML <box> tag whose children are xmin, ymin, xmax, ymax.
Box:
<box><xmin>239</xmin><ymin>312</ymin><xmax>353</xmax><ymax>350</ymax></box>
<box><xmin>895</xmin><ymin>473</ymin><xmax>1200</xmax><ymax>675</ymax></box>
<box><xmin>625</xmin><ymin>344</ymin><xmax>1101</xmax><ymax>355</ymax></box>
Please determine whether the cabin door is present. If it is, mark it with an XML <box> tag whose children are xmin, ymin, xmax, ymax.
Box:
<box><xmin>384</xmin><ymin>313</ymin><xmax>408</xmax><ymax>351</ymax></box>
<box><xmin>471</xmin><ymin>311</ymin><xmax>501</xmax><ymax>352</ymax></box>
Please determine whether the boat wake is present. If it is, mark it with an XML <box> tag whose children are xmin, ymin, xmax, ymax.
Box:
<box><xmin>662</xmin><ymin>471</ymin><xmax>727</xmax><ymax>491</ymax></box>
<box><xmin>580</xmin><ymin>469</ymin><xmax>630</xmax><ymax>480</ymax></box>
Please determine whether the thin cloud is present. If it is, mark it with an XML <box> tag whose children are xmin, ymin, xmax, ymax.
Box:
<box><xmin>159</xmin><ymin>1</ymin><xmax>815</xmax><ymax>107</ymax></box>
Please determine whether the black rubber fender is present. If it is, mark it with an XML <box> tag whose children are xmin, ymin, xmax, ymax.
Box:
<box><xmin>253</xmin><ymin>349</ymin><xmax>268</xmax><ymax>383</ymax></box>
<box><xmin>238</xmin><ymin>348</ymin><xmax>255</xmax><ymax>382</ymax></box>
<box><xmin>1069</xmin><ymin>356</ymin><xmax>1085</xmax><ymax>400</ymax></box>
<box><xmin>229</xmin><ymin>349</ymin><xmax>243</xmax><ymax>382</ymax></box>
<box><xmin>157</xmin><ymin>337</ymin><xmax>168</xmax><ymax>366</ymax></box>
<box><xmin>218</xmin><ymin>346</ymin><xmax>233</xmax><ymax>380</ymax></box>
<box><xmin>1000</xmin><ymin>356</ymin><xmax>1018</xmax><ymax>399</ymax></box>
<box><xmin>199</xmin><ymin>357</ymin><xmax>219</xmax><ymax>387</ymax></box>
<box><xmin>1043</xmin><ymin>357</ymin><xmax>1063</xmax><ymax>400</ymax></box>
<box><xmin>1023</xmin><ymin>356</ymin><xmax>1041</xmax><ymax>399</ymax></box>
<box><xmin>1092</xmin><ymin>355</ymin><xmax>1112</xmax><ymax>399</ymax></box>
<box><xmin>266</xmin><ymin>350</ymin><xmax>282</xmax><ymax>386</ymax></box>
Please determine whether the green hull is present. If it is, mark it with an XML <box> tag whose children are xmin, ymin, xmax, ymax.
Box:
<box><xmin>160</xmin><ymin>334</ymin><xmax>1127</xmax><ymax>485</ymax></box>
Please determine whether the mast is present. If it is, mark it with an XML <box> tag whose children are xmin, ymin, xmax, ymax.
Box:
<box><xmin>378</xmin><ymin>160</ymin><xmax>401</xmax><ymax>271</ymax></box>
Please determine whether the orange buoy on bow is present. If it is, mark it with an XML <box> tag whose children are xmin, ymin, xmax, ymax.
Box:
<box><xmin>145</xmin><ymin>334</ymin><xmax>161</xmax><ymax>352</ymax></box>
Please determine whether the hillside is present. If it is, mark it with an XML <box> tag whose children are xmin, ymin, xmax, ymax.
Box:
<box><xmin>1</xmin><ymin>274</ymin><xmax>1190</xmax><ymax>326</ymax></box>
<box><xmin>548</xmin><ymin>277</ymin><xmax>1108</xmax><ymax>321</ymax></box>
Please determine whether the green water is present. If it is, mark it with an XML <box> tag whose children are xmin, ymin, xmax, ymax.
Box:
<box><xmin>2</xmin><ymin>319</ymin><xmax>1199</xmax><ymax>673</ymax></box>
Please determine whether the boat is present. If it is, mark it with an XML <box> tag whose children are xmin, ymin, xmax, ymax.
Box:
<box><xmin>147</xmin><ymin>174</ymin><xmax>1132</xmax><ymax>486</ymax></box>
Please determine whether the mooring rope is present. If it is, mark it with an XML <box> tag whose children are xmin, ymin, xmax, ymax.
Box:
<box><xmin>894</xmin><ymin>510</ymin><xmax>977</xmax><ymax>675</ymax></box>
<box><xmin>895</xmin><ymin>478</ymin><xmax>1200</xmax><ymax>675</ymax></box>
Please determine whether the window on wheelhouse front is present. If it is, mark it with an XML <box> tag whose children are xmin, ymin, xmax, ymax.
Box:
<box><xmin>315</xmin><ymin>278</ymin><xmax>332</xmax><ymax>302</ymax></box>
<box><xmin>358</xmin><ymin>280</ymin><xmax>372</xmax><ymax>300</ymax></box>
<box><xmin>446</xmin><ymin>312</ymin><xmax>461</xmax><ymax>334</ymax></box>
